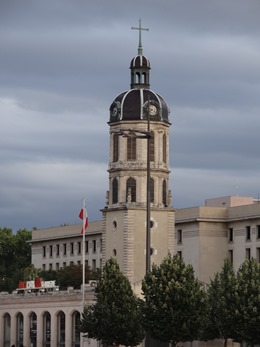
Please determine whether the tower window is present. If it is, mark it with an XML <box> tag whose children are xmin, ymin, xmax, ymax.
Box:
<box><xmin>149</xmin><ymin>131</ymin><xmax>154</xmax><ymax>162</ymax></box>
<box><xmin>163</xmin><ymin>133</ymin><xmax>167</xmax><ymax>163</ymax></box>
<box><xmin>112</xmin><ymin>178</ymin><xmax>118</xmax><ymax>204</ymax></box>
<box><xmin>126</xmin><ymin>177</ymin><xmax>136</xmax><ymax>202</ymax></box>
<box><xmin>127</xmin><ymin>136</ymin><xmax>136</xmax><ymax>160</ymax></box>
<box><xmin>162</xmin><ymin>180</ymin><xmax>167</xmax><ymax>206</ymax></box>
<box><xmin>150</xmin><ymin>177</ymin><xmax>154</xmax><ymax>203</ymax></box>
<box><xmin>113</xmin><ymin>134</ymin><xmax>119</xmax><ymax>162</ymax></box>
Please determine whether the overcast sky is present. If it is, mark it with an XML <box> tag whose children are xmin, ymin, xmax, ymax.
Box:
<box><xmin>1</xmin><ymin>0</ymin><xmax>260</xmax><ymax>232</ymax></box>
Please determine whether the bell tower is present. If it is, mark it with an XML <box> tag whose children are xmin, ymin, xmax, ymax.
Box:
<box><xmin>101</xmin><ymin>21</ymin><xmax>175</xmax><ymax>287</ymax></box>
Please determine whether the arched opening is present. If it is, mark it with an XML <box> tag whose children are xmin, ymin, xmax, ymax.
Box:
<box><xmin>162</xmin><ymin>180</ymin><xmax>167</xmax><ymax>206</ymax></box>
<box><xmin>112</xmin><ymin>178</ymin><xmax>118</xmax><ymax>204</ymax></box>
<box><xmin>72</xmin><ymin>311</ymin><xmax>81</xmax><ymax>347</ymax></box>
<box><xmin>43</xmin><ymin>311</ymin><xmax>51</xmax><ymax>347</ymax></box>
<box><xmin>57</xmin><ymin>311</ymin><xmax>66</xmax><ymax>347</ymax></box>
<box><xmin>113</xmin><ymin>134</ymin><xmax>119</xmax><ymax>162</ymax></box>
<box><xmin>135</xmin><ymin>72</ymin><xmax>140</xmax><ymax>84</ymax></box>
<box><xmin>142</xmin><ymin>72</ymin><xmax>147</xmax><ymax>84</ymax></box>
<box><xmin>126</xmin><ymin>177</ymin><xmax>136</xmax><ymax>203</ymax></box>
<box><xmin>16</xmin><ymin>312</ymin><xmax>24</xmax><ymax>347</ymax></box>
<box><xmin>150</xmin><ymin>177</ymin><xmax>154</xmax><ymax>203</ymax></box>
<box><xmin>163</xmin><ymin>133</ymin><xmax>167</xmax><ymax>163</ymax></box>
<box><xmin>30</xmin><ymin>312</ymin><xmax>37</xmax><ymax>347</ymax></box>
<box><xmin>3</xmin><ymin>313</ymin><xmax>11</xmax><ymax>347</ymax></box>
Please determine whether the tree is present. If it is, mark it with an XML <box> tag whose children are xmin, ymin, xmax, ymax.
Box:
<box><xmin>235</xmin><ymin>258</ymin><xmax>260</xmax><ymax>346</ymax></box>
<box><xmin>202</xmin><ymin>259</ymin><xmax>238</xmax><ymax>346</ymax></box>
<box><xmin>81</xmin><ymin>258</ymin><xmax>145</xmax><ymax>346</ymax></box>
<box><xmin>57</xmin><ymin>264</ymin><xmax>92</xmax><ymax>290</ymax></box>
<box><xmin>0</xmin><ymin>228</ymin><xmax>31</xmax><ymax>292</ymax></box>
<box><xmin>141</xmin><ymin>254</ymin><xmax>206</xmax><ymax>347</ymax></box>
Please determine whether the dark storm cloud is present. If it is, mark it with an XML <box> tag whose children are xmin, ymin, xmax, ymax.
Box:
<box><xmin>0</xmin><ymin>0</ymin><xmax>260</xmax><ymax>231</ymax></box>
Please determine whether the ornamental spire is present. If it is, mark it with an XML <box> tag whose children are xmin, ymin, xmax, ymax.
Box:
<box><xmin>131</xmin><ymin>19</ymin><xmax>149</xmax><ymax>56</ymax></box>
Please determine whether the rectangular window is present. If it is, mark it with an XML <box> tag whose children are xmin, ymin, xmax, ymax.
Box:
<box><xmin>257</xmin><ymin>248</ymin><xmax>260</xmax><ymax>263</ymax></box>
<box><xmin>56</xmin><ymin>263</ymin><xmax>60</xmax><ymax>271</ymax></box>
<box><xmin>70</xmin><ymin>261</ymin><xmax>74</xmax><ymax>266</ymax></box>
<box><xmin>257</xmin><ymin>225</ymin><xmax>260</xmax><ymax>239</ymax></box>
<box><xmin>246</xmin><ymin>226</ymin><xmax>251</xmax><ymax>241</ymax></box>
<box><xmin>85</xmin><ymin>259</ymin><xmax>88</xmax><ymax>267</ymax></box>
<box><xmin>127</xmin><ymin>137</ymin><xmax>136</xmax><ymax>160</ymax></box>
<box><xmin>56</xmin><ymin>244</ymin><xmax>60</xmax><ymax>256</ymax></box>
<box><xmin>228</xmin><ymin>250</ymin><xmax>233</xmax><ymax>264</ymax></box>
<box><xmin>49</xmin><ymin>263</ymin><xmax>52</xmax><ymax>270</ymax></box>
<box><xmin>63</xmin><ymin>243</ymin><xmax>67</xmax><ymax>255</ymax></box>
<box><xmin>70</xmin><ymin>242</ymin><xmax>74</xmax><ymax>255</ymax></box>
<box><xmin>63</xmin><ymin>262</ymin><xmax>66</xmax><ymax>268</ymax></box>
<box><xmin>85</xmin><ymin>241</ymin><xmax>89</xmax><ymax>253</ymax></box>
<box><xmin>93</xmin><ymin>240</ymin><xmax>96</xmax><ymax>253</ymax></box>
<box><xmin>43</xmin><ymin>246</ymin><xmax>46</xmax><ymax>258</ymax></box>
<box><xmin>42</xmin><ymin>264</ymin><xmax>46</xmax><ymax>271</ymax></box>
<box><xmin>113</xmin><ymin>134</ymin><xmax>119</xmax><ymax>162</ymax></box>
<box><xmin>228</xmin><ymin>228</ymin><xmax>233</xmax><ymax>242</ymax></box>
<box><xmin>78</xmin><ymin>242</ymin><xmax>81</xmax><ymax>255</ymax></box>
<box><xmin>177</xmin><ymin>230</ymin><xmax>182</xmax><ymax>244</ymax></box>
<box><xmin>92</xmin><ymin>259</ymin><xmax>96</xmax><ymax>271</ymax></box>
<box><xmin>77</xmin><ymin>261</ymin><xmax>81</xmax><ymax>266</ymax></box>
<box><xmin>246</xmin><ymin>248</ymin><xmax>251</xmax><ymax>259</ymax></box>
<box><xmin>49</xmin><ymin>245</ymin><xmax>53</xmax><ymax>257</ymax></box>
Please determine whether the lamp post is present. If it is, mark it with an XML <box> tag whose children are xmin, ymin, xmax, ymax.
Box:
<box><xmin>113</xmin><ymin>110</ymin><xmax>151</xmax><ymax>347</ymax></box>
<box><xmin>113</xmin><ymin>114</ymin><xmax>151</xmax><ymax>273</ymax></box>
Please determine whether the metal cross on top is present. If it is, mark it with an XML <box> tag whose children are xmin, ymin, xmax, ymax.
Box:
<box><xmin>131</xmin><ymin>19</ymin><xmax>149</xmax><ymax>56</ymax></box>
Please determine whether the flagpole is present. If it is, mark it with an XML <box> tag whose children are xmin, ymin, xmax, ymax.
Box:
<box><xmin>82</xmin><ymin>198</ymin><xmax>86</xmax><ymax>308</ymax></box>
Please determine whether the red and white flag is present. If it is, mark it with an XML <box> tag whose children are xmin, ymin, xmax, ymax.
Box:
<box><xmin>79</xmin><ymin>208</ymin><xmax>88</xmax><ymax>233</ymax></box>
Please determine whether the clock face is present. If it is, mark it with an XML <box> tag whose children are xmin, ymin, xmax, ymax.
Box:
<box><xmin>149</xmin><ymin>104</ymin><xmax>158</xmax><ymax>116</ymax></box>
<box><xmin>112</xmin><ymin>106</ymin><xmax>118</xmax><ymax>117</ymax></box>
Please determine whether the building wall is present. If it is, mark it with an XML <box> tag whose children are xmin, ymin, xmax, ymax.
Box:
<box><xmin>0</xmin><ymin>289</ymin><xmax>97</xmax><ymax>347</ymax></box>
<box><xmin>176</xmin><ymin>200</ymin><xmax>260</xmax><ymax>284</ymax></box>
<box><xmin>31</xmin><ymin>222</ymin><xmax>103</xmax><ymax>271</ymax></box>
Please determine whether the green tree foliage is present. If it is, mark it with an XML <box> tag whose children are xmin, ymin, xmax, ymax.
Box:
<box><xmin>235</xmin><ymin>258</ymin><xmax>260</xmax><ymax>346</ymax></box>
<box><xmin>142</xmin><ymin>254</ymin><xmax>206</xmax><ymax>347</ymax></box>
<box><xmin>0</xmin><ymin>228</ymin><xmax>31</xmax><ymax>292</ymax></box>
<box><xmin>202</xmin><ymin>259</ymin><xmax>238</xmax><ymax>346</ymax></box>
<box><xmin>56</xmin><ymin>264</ymin><xmax>92</xmax><ymax>290</ymax></box>
<box><xmin>81</xmin><ymin>258</ymin><xmax>145</xmax><ymax>347</ymax></box>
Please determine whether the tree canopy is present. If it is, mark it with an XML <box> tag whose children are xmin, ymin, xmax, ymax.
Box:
<box><xmin>81</xmin><ymin>258</ymin><xmax>145</xmax><ymax>347</ymax></box>
<box><xmin>0</xmin><ymin>227</ymin><xmax>31</xmax><ymax>292</ymax></box>
<box><xmin>142</xmin><ymin>254</ymin><xmax>206</xmax><ymax>347</ymax></box>
<box><xmin>202</xmin><ymin>259</ymin><xmax>238</xmax><ymax>346</ymax></box>
<box><xmin>235</xmin><ymin>258</ymin><xmax>260</xmax><ymax>345</ymax></box>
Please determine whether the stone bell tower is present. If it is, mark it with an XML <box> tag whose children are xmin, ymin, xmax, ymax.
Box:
<box><xmin>101</xmin><ymin>20</ymin><xmax>175</xmax><ymax>287</ymax></box>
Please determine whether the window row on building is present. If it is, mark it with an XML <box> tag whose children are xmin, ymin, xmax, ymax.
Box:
<box><xmin>42</xmin><ymin>258</ymin><xmax>102</xmax><ymax>272</ymax></box>
<box><xmin>42</xmin><ymin>239</ymin><xmax>102</xmax><ymax>259</ymax></box>
<box><xmin>228</xmin><ymin>225</ymin><xmax>260</xmax><ymax>242</ymax></box>
<box><xmin>176</xmin><ymin>226</ymin><xmax>260</xmax><ymax>245</ymax></box>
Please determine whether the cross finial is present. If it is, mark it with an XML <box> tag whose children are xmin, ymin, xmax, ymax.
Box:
<box><xmin>131</xmin><ymin>19</ymin><xmax>149</xmax><ymax>56</ymax></box>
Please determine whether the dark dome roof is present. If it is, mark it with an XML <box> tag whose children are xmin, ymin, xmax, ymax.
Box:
<box><xmin>109</xmin><ymin>89</ymin><xmax>170</xmax><ymax>123</ymax></box>
<box><xmin>130</xmin><ymin>55</ymin><xmax>150</xmax><ymax>69</ymax></box>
